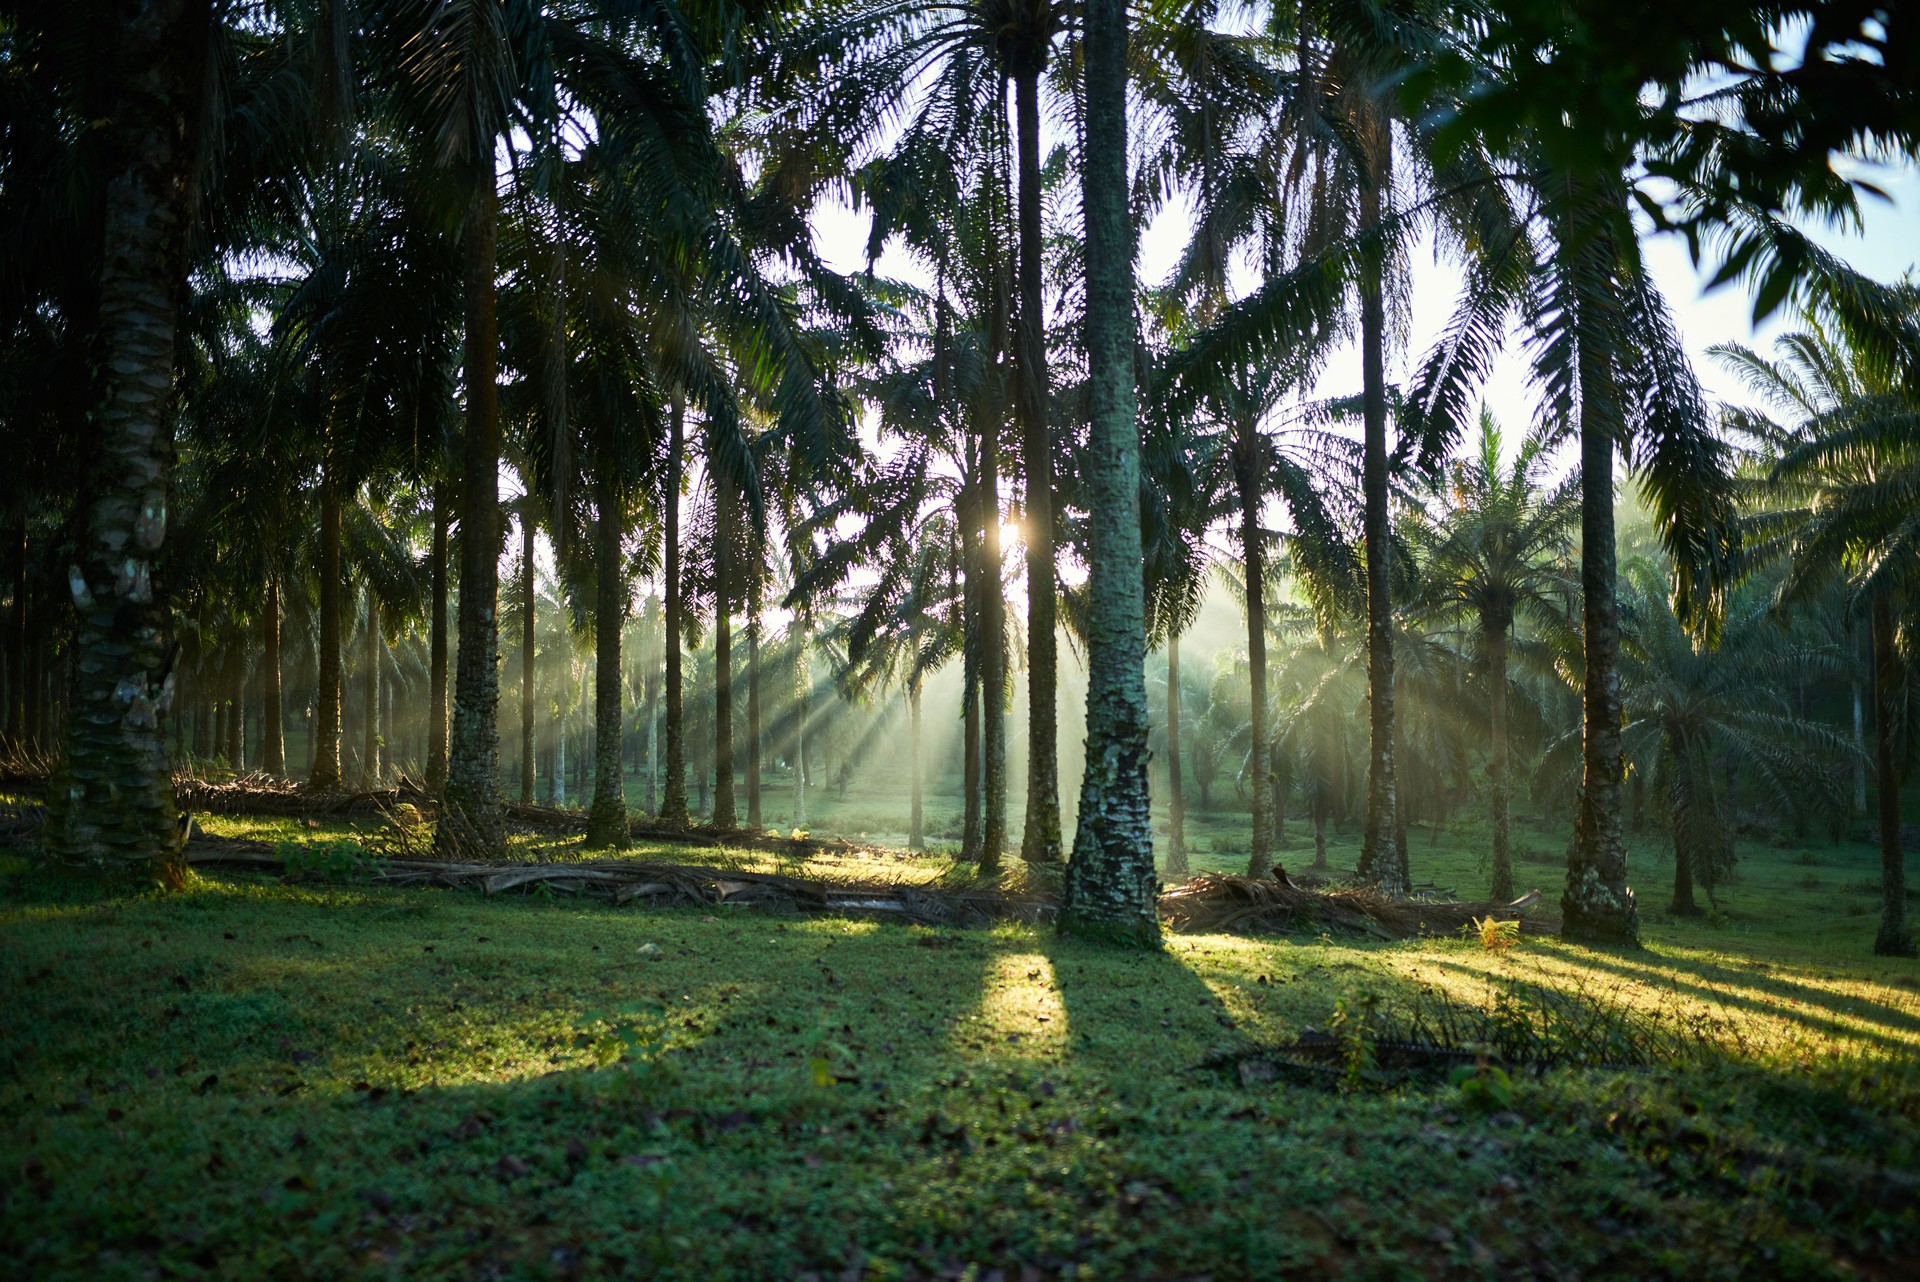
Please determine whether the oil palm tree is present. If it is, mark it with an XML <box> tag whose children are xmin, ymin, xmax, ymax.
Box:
<box><xmin>1720</xmin><ymin>305</ymin><xmax>1920</xmax><ymax>955</ymax></box>
<box><xmin>1407</xmin><ymin>411</ymin><xmax>1578</xmax><ymax>899</ymax></box>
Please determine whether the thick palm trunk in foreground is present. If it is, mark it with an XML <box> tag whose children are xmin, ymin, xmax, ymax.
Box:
<box><xmin>437</xmin><ymin>180</ymin><xmax>506</xmax><ymax>860</ymax></box>
<box><xmin>1563</xmin><ymin>282</ymin><xmax>1637</xmax><ymax>944</ymax></box>
<box><xmin>1060</xmin><ymin>0</ymin><xmax>1156</xmax><ymax>943</ymax></box>
<box><xmin>1871</xmin><ymin>593</ymin><xmax>1915</xmax><ymax>956</ymax></box>
<box><xmin>1355</xmin><ymin>178</ymin><xmax>1403</xmax><ymax>897</ymax></box>
<box><xmin>586</xmin><ymin>467</ymin><xmax>628</xmax><ymax>849</ymax></box>
<box><xmin>45</xmin><ymin>0</ymin><xmax>211</xmax><ymax>875</ymax></box>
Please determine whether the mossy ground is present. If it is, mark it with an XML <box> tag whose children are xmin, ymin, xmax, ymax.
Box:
<box><xmin>3</xmin><ymin>809</ymin><xmax>1917</xmax><ymax>1280</ymax></box>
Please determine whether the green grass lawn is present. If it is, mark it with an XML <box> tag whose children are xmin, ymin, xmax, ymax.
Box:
<box><xmin>3</xmin><ymin>813</ymin><xmax>1918</xmax><ymax>1279</ymax></box>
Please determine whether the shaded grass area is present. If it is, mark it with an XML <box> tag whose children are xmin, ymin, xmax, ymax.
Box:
<box><xmin>4</xmin><ymin>833</ymin><xmax>1919</xmax><ymax>1280</ymax></box>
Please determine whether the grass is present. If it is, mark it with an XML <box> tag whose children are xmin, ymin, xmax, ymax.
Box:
<box><xmin>4</xmin><ymin>808</ymin><xmax>1919</xmax><ymax>1279</ymax></box>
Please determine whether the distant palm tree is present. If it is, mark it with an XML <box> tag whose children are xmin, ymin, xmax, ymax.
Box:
<box><xmin>1408</xmin><ymin>412</ymin><xmax>1578</xmax><ymax>899</ymax></box>
<box><xmin>1720</xmin><ymin>307</ymin><xmax>1920</xmax><ymax>955</ymax></box>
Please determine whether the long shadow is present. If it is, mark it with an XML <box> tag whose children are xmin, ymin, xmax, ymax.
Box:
<box><xmin>1421</xmin><ymin>947</ymin><xmax>1920</xmax><ymax>1053</ymax></box>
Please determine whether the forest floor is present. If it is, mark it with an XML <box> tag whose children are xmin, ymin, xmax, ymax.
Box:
<box><xmin>2</xmin><ymin>796</ymin><xmax>1918</xmax><ymax>1279</ymax></box>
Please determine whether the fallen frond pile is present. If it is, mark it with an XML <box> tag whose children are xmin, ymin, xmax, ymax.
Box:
<box><xmin>1158</xmin><ymin>871</ymin><xmax>1555</xmax><ymax>939</ymax></box>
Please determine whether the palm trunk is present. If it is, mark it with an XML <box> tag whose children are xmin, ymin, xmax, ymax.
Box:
<box><xmin>980</xmin><ymin>427</ymin><xmax>1007</xmax><ymax>875</ymax></box>
<box><xmin>520</xmin><ymin>510</ymin><xmax>536</xmax><ymax>804</ymax></box>
<box><xmin>1852</xmin><ymin>667</ymin><xmax>1869</xmax><ymax>817</ymax></box>
<box><xmin>587</xmin><ymin>464</ymin><xmax>629</xmax><ymax>849</ymax></box>
<box><xmin>1563</xmin><ymin>231</ymin><xmax>1637</xmax><ymax>943</ymax></box>
<box><xmin>1355</xmin><ymin>176</ymin><xmax>1402</xmax><ymax>896</ymax></box>
<box><xmin>362</xmin><ymin>587</ymin><xmax>379</xmax><ymax>786</ymax></box>
<box><xmin>909</xmin><ymin>680</ymin><xmax>925</xmax><ymax>849</ymax></box>
<box><xmin>310</xmin><ymin>464</ymin><xmax>343</xmax><ymax>788</ymax></box>
<box><xmin>44</xmin><ymin>0</ymin><xmax>208</xmax><ymax>875</ymax></box>
<box><xmin>5</xmin><ymin>518</ymin><xmax>25</xmax><ymax>753</ymax></box>
<box><xmin>1234</xmin><ymin>419</ymin><xmax>1272</xmax><ymax>877</ymax></box>
<box><xmin>1312</xmin><ymin>792</ymin><xmax>1329</xmax><ymax>870</ymax></box>
<box><xmin>747</xmin><ymin>601</ymin><xmax>763</xmax><ymax>829</ymax></box>
<box><xmin>1871</xmin><ymin>593</ymin><xmax>1915</xmax><ymax>955</ymax></box>
<box><xmin>713</xmin><ymin>480</ymin><xmax>736</xmax><ymax>829</ymax></box>
<box><xmin>437</xmin><ymin>176</ymin><xmax>505</xmax><ymax>860</ymax></box>
<box><xmin>1060</xmin><ymin>0</ymin><xmax>1157</xmax><ymax>942</ymax></box>
<box><xmin>1269</xmin><ymin>749</ymin><xmax>1286</xmax><ymax>845</ymax></box>
<box><xmin>660</xmin><ymin>400</ymin><xmax>690</xmax><ymax>826</ymax></box>
<box><xmin>792</xmin><ymin>618</ymin><xmax>809</xmax><ymax>828</ymax></box>
<box><xmin>1166</xmin><ymin>634</ymin><xmax>1188</xmax><ymax>878</ymax></box>
<box><xmin>262</xmin><ymin>576</ymin><xmax>285</xmax><ymax>773</ymax></box>
<box><xmin>961</xmin><ymin>487</ymin><xmax>984</xmax><ymax>862</ymax></box>
<box><xmin>426</xmin><ymin>478</ymin><xmax>450</xmax><ymax>791</ymax></box>
<box><xmin>552</xmin><ymin>672</ymin><xmax>567</xmax><ymax>806</ymax></box>
<box><xmin>1486</xmin><ymin>614</ymin><xmax>1513</xmax><ymax>901</ymax></box>
<box><xmin>1014</xmin><ymin>63</ymin><xmax>1062</xmax><ymax>866</ymax></box>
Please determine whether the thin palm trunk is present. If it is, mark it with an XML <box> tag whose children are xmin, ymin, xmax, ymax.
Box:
<box><xmin>426</xmin><ymin>479</ymin><xmax>449</xmax><ymax>791</ymax></box>
<box><xmin>227</xmin><ymin>663</ymin><xmax>243</xmax><ymax>766</ymax></box>
<box><xmin>1485</xmin><ymin>615</ymin><xmax>1513</xmax><ymax>901</ymax></box>
<box><xmin>1060</xmin><ymin>0</ymin><xmax>1156</xmax><ymax>942</ymax></box>
<box><xmin>1871</xmin><ymin>593</ymin><xmax>1915</xmax><ymax>956</ymax></box>
<box><xmin>1564</xmin><ymin>249</ymin><xmax>1637</xmax><ymax>943</ymax></box>
<box><xmin>961</xmin><ymin>487</ymin><xmax>984</xmax><ymax>862</ymax></box>
<box><xmin>660</xmin><ymin>401</ymin><xmax>690</xmax><ymax>826</ymax></box>
<box><xmin>1235</xmin><ymin>419</ymin><xmax>1272</xmax><ymax>877</ymax></box>
<box><xmin>980</xmin><ymin>428</ymin><xmax>1008</xmax><ymax>875</ymax></box>
<box><xmin>587</xmin><ymin>464</ymin><xmax>629</xmax><ymax>849</ymax></box>
<box><xmin>362</xmin><ymin>587</ymin><xmax>379</xmax><ymax>786</ymax></box>
<box><xmin>5</xmin><ymin>518</ymin><xmax>25</xmax><ymax>753</ymax></box>
<box><xmin>747</xmin><ymin>602</ymin><xmax>763</xmax><ymax>829</ymax></box>
<box><xmin>793</xmin><ymin>619</ymin><xmax>809</xmax><ymax>828</ymax></box>
<box><xmin>520</xmin><ymin>511</ymin><xmax>536</xmax><ymax>804</ymax></box>
<box><xmin>1356</xmin><ymin>176</ymin><xmax>1402</xmax><ymax>896</ymax></box>
<box><xmin>1166</xmin><ymin>635</ymin><xmax>1188</xmax><ymax>877</ymax></box>
<box><xmin>1014</xmin><ymin>64</ymin><xmax>1061</xmax><ymax>866</ymax></box>
<box><xmin>713</xmin><ymin>480</ymin><xmax>736</xmax><ymax>828</ymax></box>
<box><xmin>909</xmin><ymin>680</ymin><xmax>925</xmax><ymax>849</ymax></box>
<box><xmin>1853</xmin><ymin>631</ymin><xmax>1869</xmax><ymax>814</ymax></box>
<box><xmin>437</xmin><ymin>177</ymin><xmax>505</xmax><ymax>859</ymax></box>
<box><xmin>263</xmin><ymin>576</ymin><xmax>284</xmax><ymax>773</ymax></box>
<box><xmin>310</xmin><ymin>464</ymin><xmax>343</xmax><ymax>788</ymax></box>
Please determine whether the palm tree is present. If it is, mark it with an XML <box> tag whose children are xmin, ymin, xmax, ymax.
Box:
<box><xmin>1617</xmin><ymin>561</ymin><xmax>1855</xmax><ymax>915</ymax></box>
<box><xmin>1720</xmin><ymin>308</ymin><xmax>1920</xmax><ymax>955</ymax></box>
<box><xmin>1407</xmin><ymin>411</ymin><xmax>1577</xmax><ymax>899</ymax></box>
<box><xmin>1060</xmin><ymin>0</ymin><xmax>1156</xmax><ymax>943</ymax></box>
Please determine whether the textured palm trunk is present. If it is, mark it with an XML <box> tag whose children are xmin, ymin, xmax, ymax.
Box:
<box><xmin>961</xmin><ymin>485</ymin><xmax>984</xmax><ymax>862</ymax></box>
<box><xmin>1060</xmin><ymin>0</ymin><xmax>1157</xmax><ymax>943</ymax></box>
<box><xmin>712</xmin><ymin>480</ymin><xmax>736</xmax><ymax>829</ymax></box>
<box><xmin>980</xmin><ymin>429</ymin><xmax>1008</xmax><ymax>875</ymax></box>
<box><xmin>1563</xmin><ymin>267</ymin><xmax>1638</xmax><ymax>943</ymax></box>
<box><xmin>586</xmin><ymin>465</ymin><xmax>629</xmax><ymax>849</ymax></box>
<box><xmin>44</xmin><ymin>0</ymin><xmax>209</xmax><ymax>876</ymax></box>
<box><xmin>909</xmin><ymin>680</ymin><xmax>925</xmax><ymax>849</ymax></box>
<box><xmin>519</xmin><ymin>512</ymin><xmax>536</xmax><ymax>804</ymax></box>
<box><xmin>426</xmin><ymin>480</ymin><xmax>450</xmax><ymax>791</ymax></box>
<box><xmin>660</xmin><ymin>402</ymin><xmax>690</xmax><ymax>826</ymax></box>
<box><xmin>1485</xmin><ymin>614</ymin><xmax>1513</xmax><ymax>901</ymax></box>
<box><xmin>5</xmin><ymin>518</ymin><xmax>25</xmax><ymax>753</ymax></box>
<box><xmin>1014</xmin><ymin>64</ymin><xmax>1062</xmax><ymax>866</ymax></box>
<box><xmin>1355</xmin><ymin>178</ymin><xmax>1402</xmax><ymax>896</ymax></box>
<box><xmin>1269</xmin><ymin>749</ymin><xmax>1286</xmax><ymax>845</ymax></box>
<box><xmin>1166</xmin><ymin>635</ymin><xmax>1188</xmax><ymax>878</ymax></box>
<box><xmin>361</xmin><ymin>588</ymin><xmax>379</xmax><ymax>786</ymax></box>
<box><xmin>644</xmin><ymin>664</ymin><xmax>659</xmax><ymax>816</ymax></box>
<box><xmin>1313</xmin><ymin>798</ymin><xmax>1329</xmax><ymax>870</ymax></box>
<box><xmin>262</xmin><ymin>577</ymin><xmax>285</xmax><ymax>773</ymax></box>
<box><xmin>310</xmin><ymin>466</ymin><xmax>344</xmax><ymax>788</ymax></box>
<box><xmin>1234</xmin><ymin>420</ymin><xmax>1272</xmax><ymax>878</ymax></box>
<box><xmin>1871</xmin><ymin>593</ymin><xmax>1915</xmax><ymax>956</ymax></box>
<box><xmin>437</xmin><ymin>178</ymin><xmax>506</xmax><ymax>860</ymax></box>
<box><xmin>747</xmin><ymin>604</ymin><xmax>763</xmax><ymax>829</ymax></box>
<box><xmin>226</xmin><ymin>664</ymin><xmax>243</xmax><ymax>766</ymax></box>
<box><xmin>792</xmin><ymin>619</ymin><xmax>809</xmax><ymax>828</ymax></box>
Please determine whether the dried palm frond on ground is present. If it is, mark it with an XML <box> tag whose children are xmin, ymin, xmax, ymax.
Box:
<box><xmin>1158</xmin><ymin>870</ymin><xmax>1556</xmax><ymax>939</ymax></box>
<box><xmin>180</xmin><ymin>838</ymin><xmax>1054</xmax><ymax>928</ymax></box>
